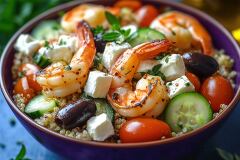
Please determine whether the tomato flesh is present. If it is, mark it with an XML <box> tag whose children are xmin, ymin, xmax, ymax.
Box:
<box><xmin>136</xmin><ymin>5</ymin><xmax>159</xmax><ymax>27</ymax></box>
<box><xmin>119</xmin><ymin>118</ymin><xmax>171</xmax><ymax>143</ymax></box>
<box><xmin>201</xmin><ymin>75</ymin><xmax>234</xmax><ymax>112</ymax></box>
<box><xmin>186</xmin><ymin>72</ymin><xmax>201</xmax><ymax>91</ymax></box>
<box><xmin>14</xmin><ymin>77</ymin><xmax>35</xmax><ymax>103</ymax></box>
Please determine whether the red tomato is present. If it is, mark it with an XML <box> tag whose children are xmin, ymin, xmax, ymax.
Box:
<box><xmin>14</xmin><ymin>77</ymin><xmax>35</xmax><ymax>103</ymax></box>
<box><xmin>136</xmin><ymin>5</ymin><xmax>159</xmax><ymax>27</ymax></box>
<box><xmin>185</xmin><ymin>72</ymin><xmax>201</xmax><ymax>91</ymax></box>
<box><xmin>114</xmin><ymin>0</ymin><xmax>142</xmax><ymax>11</ymax></box>
<box><xmin>18</xmin><ymin>63</ymin><xmax>42</xmax><ymax>92</ymax></box>
<box><xmin>201</xmin><ymin>75</ymin><xmax>234</xmax><ymax>112</ymax></box>
<box><xmin>119</xmin><ymin>118</ymin><xmax>171</xmax><ymax>143</ymax></box>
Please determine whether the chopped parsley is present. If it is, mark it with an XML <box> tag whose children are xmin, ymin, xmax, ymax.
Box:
<box><xmin>165</xmin><ymin>56</ymin><xmax>170</xmax><ymax>63</ymax></box>
<box><xmin>58</xmin><ymin>39</ymin><xmax>66</xmax><ymax>45</ymax></box>
<box><xmin>185</xmin><ymin>82</ymin><xmax>190</xmax><ymax>87</ymax></box>
<box><xmin>155</xmin><ymin>53</ymin><xmax>168</xmax><ymax>60</ymax></box>
<box><xmin>93</xmin><ymin>53</ymin><xmax>103</xmax><ymax>70</ymax></box>
<box><xmin>140</xmin><ymin>64</ymin><xmax>166</xmax><ymax>81</ymax></box>
<box><xmin>44</xmin><ymin>41</ymin><xmax>53</xmax><ymax>50</ymax></box>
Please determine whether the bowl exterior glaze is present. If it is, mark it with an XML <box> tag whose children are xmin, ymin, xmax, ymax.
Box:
<box><xmin>1</xmin><ymin>0</ymin><xmax>240</xmax><ymax>160</ymax></box>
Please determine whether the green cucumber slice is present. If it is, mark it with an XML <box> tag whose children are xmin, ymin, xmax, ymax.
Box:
<box><xmin>95</xmin><ymin>99</ymin><xmax>115</xmax><ymax>122</ymax></box>
<box><xmin>165</xmin><ymin>92</ymin><xmax>213</xmax><ymax>133</ymax></box>
<box><xmin>127</xmin><ymin>28</ymin><xmax>165</xmax><ymax>47</ymax></box>
<box><xmin>24</xmin><ymin>95</ymin><xmax>57</xmax><ymax>119</ymax></box>
<box><xmin>32</xmin><ymin>20</ymin><xmax>62</xmax><ymax>40</ymax></box>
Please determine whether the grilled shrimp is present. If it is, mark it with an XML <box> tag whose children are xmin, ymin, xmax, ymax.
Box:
<box><xmin>107</xmin><ymin>40</ymin><xmax>171</xmax><ymax>117</ymax></box>
<box><xmin>150</xmin><ymin>11</ymin><xmax>213</xmax><ymax>55</ymax></box>
<box><xmin>37</xmin><ymin>21</ymin><xmax>96</xmax><ymax>97</ymax></box>
<box><xmin>61</xmin><ymin>4</ymin><xmax>120</xmax><ymax>32</ymax></box>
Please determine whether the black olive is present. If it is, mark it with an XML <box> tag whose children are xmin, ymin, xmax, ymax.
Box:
<box><xmin>182</xmin><ymin>52</ymin><xmax>219</xmax><ymax>78</ymax></box>
<box><xmin>55</xmin><ymin>99</ymin><xmax>96</xmax><ymax>130</ymax></box>
<box><xmin>94</xmin><ymin>34</ymin><xmax>107</xmax><ymax>53</ymax></box>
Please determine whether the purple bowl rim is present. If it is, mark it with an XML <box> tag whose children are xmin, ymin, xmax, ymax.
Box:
<box><xmin>0</xmin><ymin>0</ymin><xmax>240</xmax><ymax>148</ymax></box>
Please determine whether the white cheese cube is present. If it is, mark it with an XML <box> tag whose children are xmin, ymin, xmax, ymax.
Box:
<box><xmin>137</xmin><ymin>60</ymin><xmax>160</xmax><ymax>73</ymax></box>
<box><xmin>14</xmin><ymin>34</ymin><xmax>41</xmax><ymax>55</ymax></box>
<box><xmin>38</xmin><ymin>35</ymin><xmax>78</xmax><ymax>63</ymax></box>
<box><xmin>166</xmin><ymin>76</ymin><xmax>195</xmax><ymax>98</ymax></box>
<box><xmin>102</xmin><ymin>42</ymin><xmax>131</xmax><ymax>70</ymax></box>
<box><xmin>84</xmin><ymin>71</ymin><xmax>112</xmax><ymax>98</ymax></box>
<box><xmin>160</xmin><ymin>54</ymin><xmax>185</xmax><ymax>81</ymax></box>
<box><xmin>87</xmin><ymin>113</ymin><xmax>114</xmax><ymax>141</ymax></box>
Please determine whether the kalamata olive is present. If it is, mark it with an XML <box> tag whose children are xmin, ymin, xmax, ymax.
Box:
<box><xmin>182</xmin><ymin>52</ymin><xmax>219</xmax><ymax>78</ymax></box>
<box><xmin>55</xmin><ymin>99</ymin><xmax>96</xmax><ymax>130</ymax></box>
<box><xmin>94</xmin><ymin>34</ymin><xmax>107</xmax><ymax>53</ymax></box>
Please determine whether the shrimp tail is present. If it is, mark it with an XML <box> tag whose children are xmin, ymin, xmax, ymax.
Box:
<box><xmin>136</xmin><ymin>39</ymin><xmax>172</xmax><ymax>59</ymax></box>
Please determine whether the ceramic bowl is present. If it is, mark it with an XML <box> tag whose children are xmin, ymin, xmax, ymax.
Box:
<box><xmin>1</xmin><ymin>0</ymin><xmax>240</xmax><ymax>159</ymax></box>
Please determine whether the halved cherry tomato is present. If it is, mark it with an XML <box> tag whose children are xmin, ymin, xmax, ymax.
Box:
<box><xmin>201</xmin><ymin>75</ymin><xmax>234</xmax><ymax>112</ymax></box>
<box><xmin>185</xmin><ymin>72</ymin><xmax>201</xmax><ymax>91</ymax></box>
<box><xmin>114</xmin><ymin>0</ymin><xmax>142</xmax><ymax>11</ymax></box>
<box><xmin>18</xmin><ymin>63</ymin><xmax>42</xmax><ymax>92</ymax></box>
<box><xmin>119</xmin><ymin>118</ymin><xmax>171</xmax><ymax>143</ymax></box>
<box><xmin>14</xmin><ymin>77</ymin><xmax>35</xmax><ymax>103</ymax></box>
<box><xmin>136</xmin><ymin>5</ymin><xmax>159</xmax><ymax>27</ymax></box>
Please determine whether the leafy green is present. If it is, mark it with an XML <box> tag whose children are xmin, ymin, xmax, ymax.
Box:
<box><xmin>0</xmin><ymin>0</ymin><xmax>71</xmax><ymax>56</ymax></box>
<box><xmin>12</xmin><ymin>143</ymin><xmax>30</xmax><ymax>160</ymax></box>
<box><xmin>140</xmin><ymin>64</ymin><xmax>166</xmax><ymax>80</ymax></box>
<box><xmin>91</xmin><ymin>11</ymin><xmax>131</xmax><ymax>43</ymax></box>
<box><xmin>217</xmin><ymin>148</ymin><xmax>240</xmax><ymax>160</ymax></box>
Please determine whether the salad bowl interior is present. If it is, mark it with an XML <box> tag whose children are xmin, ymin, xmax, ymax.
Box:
<box><xmin>0</xmin><ymin>0</ymin><xmax>240</xmax><ymax>159</ymax></box>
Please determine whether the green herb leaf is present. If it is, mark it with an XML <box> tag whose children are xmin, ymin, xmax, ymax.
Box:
<box><xmin>15</xmin><ymin>144</ymin><xmax>26</xmax><ymax>160</ymax></box>
<box><xmin>216</xmin><ymin>148</ymin><xmax>236</xmax><ymax>160</ymax></box>
<box><xmin>105</xmin><ymin>11</ymin><xmax>120</xmax><ymax>27</ymax></box>
<box><xmin>92</xmin><ymin>26</ymin><xmax>104</xmax><ymax>35</ymax></box>
<box><xmin>152</xmin><ymin>64</ymin><xmax>162</xmax><ymax>73</ymax></box>
<box><xmin>102</xmin><ymin>32</ymin><xmax>121</xmax><ymax>41</ymax></box>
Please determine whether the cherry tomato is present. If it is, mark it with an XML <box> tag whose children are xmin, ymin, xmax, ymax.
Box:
<box><xmin>136</xmin><ymin>5</ymin><xmax>159</xmax><ymax>27</ymax></box>
<box><xmin>114</xmin><ymin>0</ymin><xmax>142</xmax><ymax>11</ymax></box>
<box><xmin>119</xmin><ymin>118</ymin><xmax>171</xmax><ymax>143</ymax></box>
<box><xmin>18</xmin><ymin>63</ymin><xmax>42</xmax><ymax>92</ymax></box>
<box><xmin>201</xmin><ymin>75</ymin><xmax>234</xmax><ymax>112</ymax></box>
<box><xmin>185</xmin><ymin>72</ymin><xmax>201</xmax><ymax>91</ymax></box>
<box><xmin>14</xmin><ymin>77</ymin><xmax>35</xmax><ymax>103</ymax></box>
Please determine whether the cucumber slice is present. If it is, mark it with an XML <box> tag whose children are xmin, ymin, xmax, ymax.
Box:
<box><xmin>24</xmin><ymin>95</ymin><xmax>57</xmax><ymax>119</ymax></box>
<box><xmin>32</xmin><ymin>20</ymin><xmax>62</xmax><ymax>40</ymax></box>
<box><xmin>95</xmin><ymin>99</ymin><xmax>115</xmax><ymax>122</ymax></box>
<box><xmin>33</xmin><ymin>53</ymin><xmax>51</xmax><ymax>68</ymax></box>
<box><xmin>127</xmin><ymin>28</ymin><xmax>165</xmax><ymax>47</ymax></box>
<box><xmin>165</xmin><ymin>92</ymin><xmax>213</xmax><ymax>133</ymax></box>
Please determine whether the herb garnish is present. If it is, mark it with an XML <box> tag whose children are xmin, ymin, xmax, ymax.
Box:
<box><xmin>11</xmin><ymin>143</ymin><xmax>30</xmax><ymax>160</ymax></box>
<box><xmin>58</xmin><ymin>39</ymin><xmax>66</xmax><ymax>45</ymax></box>
<box><xmin>44</xmin><ymin>41</ymin><xmax>52</xmax><ymax>50</ymax></box>
<box><xmin>65</xmin><ymin>65</ymin><xmax>72</xmax><ymax>71</ymax></box>
<box><xmin>155</xmin><ymin>53</ymin><xmax>169</xmax><ymax>60</ymax></box>
<box><xmin>216</xmin><ymin>148</ymin><xmax>240</xmax><ymax>160</ymax></box>
<box><xmin>93</xmin><ymin>53</ymin><xmax>103</xmax><ymax>70</ymax></box>
<box><xmin>92</xmin><ymin>11</ymin><xmax>131</xmax><ymax>43</ymax></box>
<box><xmin>140</xmin><ymin>64</ymin><xmax>166</xmax><ymax>80</ymax></box>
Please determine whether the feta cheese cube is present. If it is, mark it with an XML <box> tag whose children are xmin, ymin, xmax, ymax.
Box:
<box><xmin>38</xmin><ymin>35</ymin><xmax>78</xmax><ymax>63</ymax></box>
<box><xmin>102</xmin><ymin>42</ymin><xmax>131</xmax><ymax>70</ymax></box>
<box><xmin>87</xmin><ymin>113</ymin><xmax>114</xmax><ymax>141</ymax></box>
<box><xmin>166</xmin><ymin>75</ymin><xmax>195</xmax><ymax>98</ymax></box>
<box><xmin>84</xmin><ymin>71</ymin><xmax>112</xmax><ymax>98</ymax></box>
<box><xmin>14</xmin><ymin>34</ymin><xmax>41</xmax><ymax>55</ymax></box>
<box><xmin>160</xmin><ymin>54</ymin><xmax>185</xmax><ymax>81</ymax></box>
<box><xmin>137</xmin><ymin>60</ymin><xmax>160</xmax><ymax>73</ymax></box>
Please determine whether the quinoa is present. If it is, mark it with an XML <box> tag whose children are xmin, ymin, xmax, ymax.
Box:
<box><xmin>11</xmin><ymin>47</ymin><xmax>237</xmax><ymax>142</ymax></box>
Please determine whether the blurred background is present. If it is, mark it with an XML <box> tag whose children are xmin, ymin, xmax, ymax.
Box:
<box><xmin>0</xmin><ymin>0</ymin><xmax>239</xmax><ymax>160</ymax></box>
